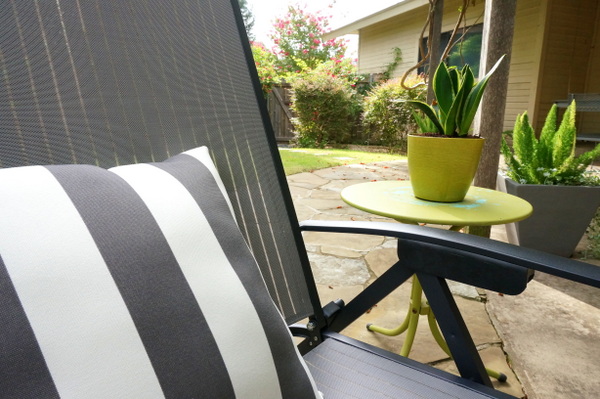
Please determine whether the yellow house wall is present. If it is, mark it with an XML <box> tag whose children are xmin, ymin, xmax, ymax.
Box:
<box><xmin>358</xmin><ymin>0</ymin><xmax>486</xmax><ymax>80</ymax></box>
<box><xmin>535</xmin><ymin>0</ymin><xmax>600</xmax><ymax>133</ymax></box>
<box><xmin>357</xmin><ymin>0</ymin><xmax>549</xmax><ymax>132</ymax></box>
<box><xmin>581</xmin><ymin>3</ymin><xmax>600</xmax><ymax>135</ymax></box>
<box><xmin>505</xmin><ymin>0</ymin><xmax>547</xmax><ymax>131</ymax></box>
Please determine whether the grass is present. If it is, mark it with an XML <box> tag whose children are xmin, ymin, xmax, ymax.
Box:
<box><xmin>279</xmin><ymin>147</ymin><xmax>404</xmax><ymax>175</ymax></box>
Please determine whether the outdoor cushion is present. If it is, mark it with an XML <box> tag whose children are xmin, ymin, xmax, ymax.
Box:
<box><xmin>0</xmin><ymin>146</ymin><xmax>319</xmax><ymax>398</ymax></box>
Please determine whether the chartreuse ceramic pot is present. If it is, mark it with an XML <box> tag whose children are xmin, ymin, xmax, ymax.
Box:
<box><xmin>407</xmin><ymin>134</ymin><xmax>485</xmax><ymax>202</ymax></box>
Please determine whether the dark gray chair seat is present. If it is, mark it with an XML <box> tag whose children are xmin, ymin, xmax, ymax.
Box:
<box><xmin>306</xmin><ymin>333</ymin><xmax>515</xmax><ymax>399</ymax></box>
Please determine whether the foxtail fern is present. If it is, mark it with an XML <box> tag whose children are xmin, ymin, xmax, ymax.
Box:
<box><xmin>501</xmin><ymin>101</ymin><xmax>600</xmax><ymax>185</ymax></box>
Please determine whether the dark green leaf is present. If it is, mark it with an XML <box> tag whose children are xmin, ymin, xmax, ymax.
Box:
<box><xmin>433</xmin><ymin>62</ymin><xmax>454</xmax><ymax>117</ymax></box>
<box><xmin>458</xmin><ymin>55</ymin><xmax>505</xmax><ymax>134</ymax></box>
<box><xmin>406</xmin><ymin>100</ymin><xmax>443</xmax><ymax>134</ymax></box>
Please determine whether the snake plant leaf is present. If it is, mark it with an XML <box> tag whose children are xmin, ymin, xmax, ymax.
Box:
<box><xmin>458</xmin><ymin>55</ymin><xmax>505</xmax><ymax>134</ymax></box>
<box><xmin>443</xmin><ymin>70</ymin><xmax>471</xmax><ymax>136</ymax></box>
<box><xmin>412</xmin><ymin>110</ymin><xmax>440</xmax><ymax>134</ymax></box>
<box><xmin>405</xmin><ymin>100</ymin><xmax>443</xmax><ymax>133</ymax></box>
<box><xmin>448</xmin><ymin>67</ymin><xmax>459</xmax><ymax>94</ymax></box>
<box><xmin>433</xmin><ymin>62</ymin><xmax>454</xmax><ymax>118</ymax></box>
<box><xmin>454</xmin><ymin>66</ymin><xmax>475</xmax><ymax>136</ymax></box>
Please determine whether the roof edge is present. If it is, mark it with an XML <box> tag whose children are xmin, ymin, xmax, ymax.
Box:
<box><xmin>324</xmin><ymin>0</ymin><xmax>429</xmax><ymax>39</ymax></box>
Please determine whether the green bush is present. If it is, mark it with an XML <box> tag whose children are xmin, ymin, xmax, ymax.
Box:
<box><xmin>251</xmin><ymin>42</ymin><xmax>279</xmax><ymax>96</ymax></box>
<box><xmin>361</xmin><ymin>77</ymin><xmax>426</xmax><ymax>150</ymax></box>
<box><xmin>290</xmin><ymin>71</ymin><xmax>360</xmax><ymax>148</ymax></box>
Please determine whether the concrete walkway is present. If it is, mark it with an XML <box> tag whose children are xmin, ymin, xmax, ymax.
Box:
<box><xmin>287</xmin><ymin>157</ymin><xmax>600</xmax><ymax>399</ymax></box>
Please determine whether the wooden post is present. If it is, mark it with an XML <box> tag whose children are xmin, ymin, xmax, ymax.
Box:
<box><xmin>471</xmin><ymin>0</ymin><xmax>517</xmax><ymax>237</ymax></box>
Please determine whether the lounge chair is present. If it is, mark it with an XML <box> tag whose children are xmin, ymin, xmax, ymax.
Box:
<box><xmin>1</xmin><ymin>1</ymin><xmax>599</xmax><ymax>397</ymax></box>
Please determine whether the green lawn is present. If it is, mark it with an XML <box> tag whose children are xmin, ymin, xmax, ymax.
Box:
<box><xmin>279</xmin><ymin>147</ymin><xmax>404</xmax><ymax>175</ymax></box>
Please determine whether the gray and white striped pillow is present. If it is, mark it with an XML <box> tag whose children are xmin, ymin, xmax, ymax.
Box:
<box><xmin>0</xmin><ymin>146</ymin><xmax>319</xmax><ymax>398</ymax></box>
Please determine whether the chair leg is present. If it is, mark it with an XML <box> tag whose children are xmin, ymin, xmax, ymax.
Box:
<box><xmin>329</xmin><ymin>261</ymin><xmax>413</xmax><ymax>332</ymax></box>
<box><xmin>417</xmin><ymin>272</ymin><xmax>493</xmax><ymax>387</ymax></box>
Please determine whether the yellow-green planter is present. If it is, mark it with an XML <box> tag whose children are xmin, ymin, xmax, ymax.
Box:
<box><xmin>407</xmin><ymin>135</ymin><xmax>484</xmax><ymax>202</ymax></box>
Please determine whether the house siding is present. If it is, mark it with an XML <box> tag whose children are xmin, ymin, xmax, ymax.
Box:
<box><xmin>535</xmin><ymin>0</ymin><xmax>600</xmax><ymax>133</ymax></box>
<box><xmin>354</xmin><ymin>0</ymin><xmax>599</xmax><ymax>134</ymax></box>
<box><xmin>357</xmin><ymin>0</ymin><xmax>549</xmax><ymax>132</ymax></box>
<box><xmin>358</xmin><ymin>0</ymin><xmax>486</xmax><ymax>78</ymax></box>
<box><xmin>581</xmin><ymin>2</ymin><xmax>600</xmax><ymax>135</ymax></box>
<box><xmin>505</xmin><ymin>0</ymin><xmax>547</xmax><ymax>131</ymax></box>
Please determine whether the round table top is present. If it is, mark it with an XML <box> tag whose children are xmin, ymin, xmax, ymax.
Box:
<box><xmin>341</xmin><ymin>180</ymin><xmax>532</xmax><ymax>226</ymax></box>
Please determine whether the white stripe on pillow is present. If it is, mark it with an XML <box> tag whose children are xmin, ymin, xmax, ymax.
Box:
<box><xmin>0</xmin><ymin>166</ymin><xmax>164</xmax><ymax>399</ymax></box>
<box><xmin>110</xmin><ymin>163</ymin><xmax>283</xmax><ymax>399</ymax></box>
<box><xmin>0</xmin><ymin>146</ymin><xmax>320</xmax><ymax>398</ymax></box>
<box><xmin>182</xmin><ymin>146</ymin><xmax>237</xmax><ymax>220</ymax></box>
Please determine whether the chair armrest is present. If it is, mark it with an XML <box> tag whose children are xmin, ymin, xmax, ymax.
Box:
<box><xmin>299</xmin><ymin>220</ymin><xmax>600</xmax><ymax>289</ymax></box>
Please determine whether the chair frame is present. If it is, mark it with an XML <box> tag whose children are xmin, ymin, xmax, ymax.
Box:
<box><xmin>2</xmin><ymin>1</ymin><xmax>600</xmax><ymax>397</ymax></box>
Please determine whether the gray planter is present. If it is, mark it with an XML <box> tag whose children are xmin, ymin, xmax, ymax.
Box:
<box><xmin>497</xmin><ymin>174</ymin><xmax>600</xmax><ymax>257</ymax></box>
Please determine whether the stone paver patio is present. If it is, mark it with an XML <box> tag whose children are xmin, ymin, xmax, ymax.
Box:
<box><xmin>287</xmin><ymin>158</ymin><xmax>600</xmax><ymax>399</ymax></box>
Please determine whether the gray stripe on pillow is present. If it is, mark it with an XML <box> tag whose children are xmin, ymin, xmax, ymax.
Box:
<box><xmin>0</xmin><ymin>256</ymin><xmax>60</xmax><ymax>399</ymax></box>
<box><xmin>0</xmin><ymin>166</ymin><xmax>165</xmax><ymax>398</ymax></box>
<box><xmin>110</xmin><ymin>162</ymin><xmax>284</xmax><ymax>398</ymax></box>
<box><xmin>158</xmin><ymin>149</ymin><xmax>320</xmax><ymax>398</ymax></box>
<box><xmin>48</xmin><ymin>164</ymin><xmax>236</xmax><ymax>399</ymax></box>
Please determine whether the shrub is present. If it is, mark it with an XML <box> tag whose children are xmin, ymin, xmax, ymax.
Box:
<box><xmin>361</xmin><ymin>76</ymin><xmax>426</xmax><ymax>150</ymax></box>
<box><xmin>251</xmin><ymin>42</ymin><xmax>279</xmax><ymax>95</ymax></box>
<box><xmin>290</xmin><ymin>71</ymin><xmax>360</xmax><ymax>148</ymax></box>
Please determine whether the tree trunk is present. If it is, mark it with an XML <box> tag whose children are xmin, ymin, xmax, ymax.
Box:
<box><xmin>471</xmin><ymin>0</ymin><xmax>517</xmax><ymax>238</ymax></box>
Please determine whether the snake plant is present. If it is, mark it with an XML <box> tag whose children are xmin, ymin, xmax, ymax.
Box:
<box><xmin>407</xmin><ymin>55</ymin><xmax>505</xmax><ymax>137</ymax></box>
<box><xmin>501</xmin><ymin>101</ymin><xmax>600</xmax><ymax>185</ymax></box>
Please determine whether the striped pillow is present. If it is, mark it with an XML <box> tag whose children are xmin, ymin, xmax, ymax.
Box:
<box><xmin>0</xmin><ymin>147</ymin><xmax>319</xmax><ymax>398</ymax></box>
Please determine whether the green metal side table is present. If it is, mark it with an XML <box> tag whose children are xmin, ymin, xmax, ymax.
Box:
<box><xmin>341</xmin><ymin>180</ymin><xmax>533</xmax><ymax>381</ymax></box>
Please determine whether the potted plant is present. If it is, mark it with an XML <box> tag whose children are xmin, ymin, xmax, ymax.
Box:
<box><xmin>403</xmin><ymin>56</ymin><xmax>505</xmax><ymax>202</ymax></box>
<box><xmin>498</xmin><ymin>101</ymin><xmax>600</xmax><ymax>256</ymax></box>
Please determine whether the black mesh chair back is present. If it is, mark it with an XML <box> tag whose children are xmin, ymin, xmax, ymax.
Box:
<box><xmin>0</xmin><ymin>0</ymin><xmax>319</xmax><ymax>324</ymax></box>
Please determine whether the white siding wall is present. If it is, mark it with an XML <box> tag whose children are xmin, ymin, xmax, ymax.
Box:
<box><xmin>357</xmin><ymin>0</ymin><xmax>549</xmax><ymax>131</ymax></box>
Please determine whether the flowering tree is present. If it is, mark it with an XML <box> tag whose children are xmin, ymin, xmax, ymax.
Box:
<box><xmin>269</xmin><ymin>5</ymin><xmax>347</xmax><ymax>75</ymax></box>
<box><xmin>251</xmin><ymin>42</ymin><xmax>278</xmax><ymax>95</ymax></box>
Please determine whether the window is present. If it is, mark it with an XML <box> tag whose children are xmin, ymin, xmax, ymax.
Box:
<box><xmin>419</xmin><ymin>24</ymin><xmax>483</xmax><ymax>76</ymax></box>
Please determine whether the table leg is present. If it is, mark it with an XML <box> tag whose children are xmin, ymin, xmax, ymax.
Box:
<box><xmin>367</xmin><ymin>274</ymin><xmax>507</xmax><ymax>381</ymax></box>
<box><xmin>366</xmin><ymin>276</ymin><xmax>424</xmax><ymax>357</ymax></box>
